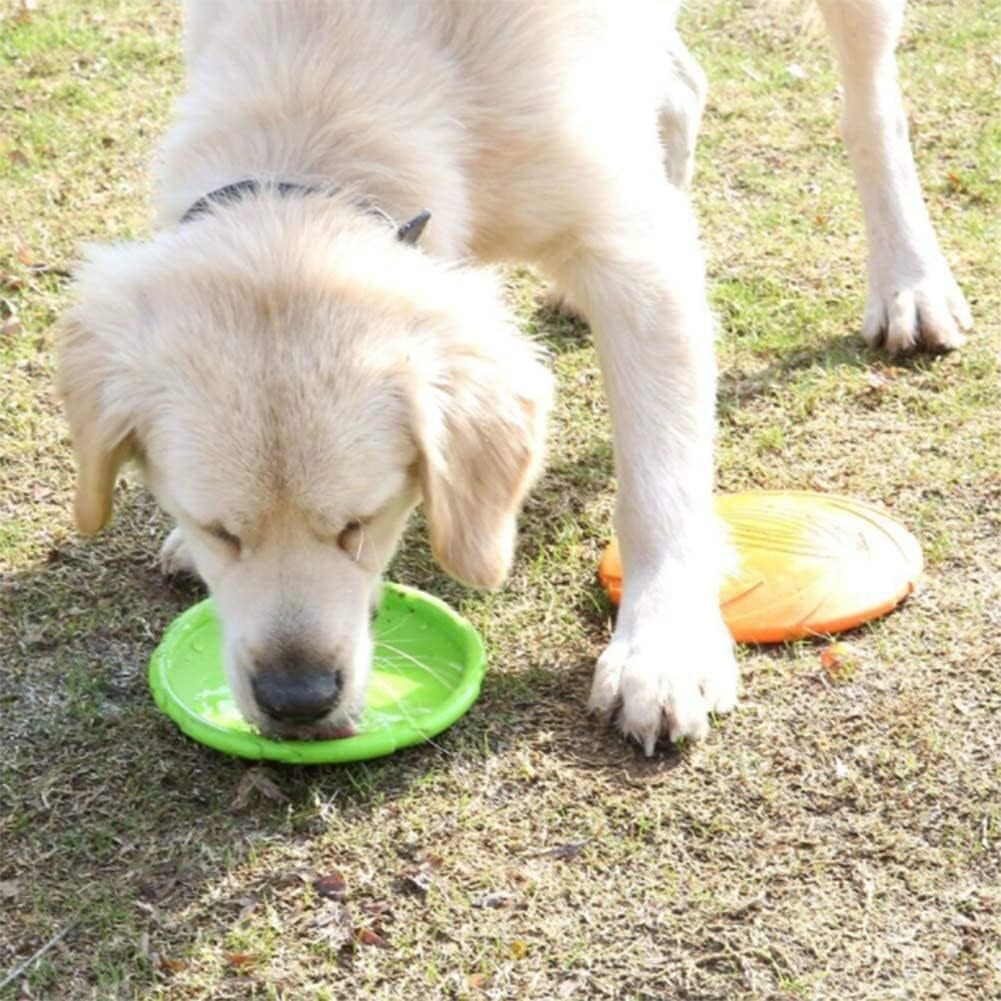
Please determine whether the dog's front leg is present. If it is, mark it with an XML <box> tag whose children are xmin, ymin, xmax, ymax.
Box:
<box><xmin>552</xmin><ymin>183</ymin><xmax>737</xmax><ymax>754</ymax></box>
<box><xmin>816</xmin><ymin>0</ymin><xmax>971</xmax><ymax>354</ymax></box>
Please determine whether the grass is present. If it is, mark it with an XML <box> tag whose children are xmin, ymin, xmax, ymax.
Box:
<box><xmin>1</xmin><ymin>0</ymin><xmax>999</xmax><ymax>998</ymax></box>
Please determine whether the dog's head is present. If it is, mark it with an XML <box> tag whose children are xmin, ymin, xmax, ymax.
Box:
<box><xmin>57</xmin><ymin>200</ymin><xmax>552</xmax><ymax>737</ymax></box>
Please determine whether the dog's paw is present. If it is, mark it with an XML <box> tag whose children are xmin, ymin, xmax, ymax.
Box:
<box><xmin>863</xmin><ymin>266</ymin><xmax>971</xmax><ymax>355</ymax></box>
<box><xmin>158</xmin><ymin>527</ymin><xmax>199</xmax><ymax>579</ymax></box>
<box><xmin>589</xmin><ymin>608</ymin><xmax>737</xmax><ymax>755</ymax></box>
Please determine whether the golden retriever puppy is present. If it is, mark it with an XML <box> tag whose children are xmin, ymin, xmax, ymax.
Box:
<box><xmin>58</xmin><ymin>0</ymin><xmax>967</xmax><ymax>752</ymax></box>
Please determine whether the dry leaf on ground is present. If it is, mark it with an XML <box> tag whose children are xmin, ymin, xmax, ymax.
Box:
<box><xmin>314</xmin><ymin>872</ymin><xmax>347</xmax><ymax>900</ymax></box>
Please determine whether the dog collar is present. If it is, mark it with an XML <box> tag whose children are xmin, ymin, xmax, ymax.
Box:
<box><xmin>180</xmin><ymin>178</ymin><xmax>430</xmax><ymax>245</ymax></box>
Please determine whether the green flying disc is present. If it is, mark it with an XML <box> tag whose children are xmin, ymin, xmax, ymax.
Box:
<box><xmin>149</xmin><ymin>583</ymin><xmax>486</xmax><ymax>763</ymax></box>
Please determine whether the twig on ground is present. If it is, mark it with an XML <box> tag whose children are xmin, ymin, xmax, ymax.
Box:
<box><xmin>0</xmin><ymin>917</ymin><xmax>80</xmax><ymax>993</ymax></box>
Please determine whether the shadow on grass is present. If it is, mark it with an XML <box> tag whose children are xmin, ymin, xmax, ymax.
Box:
<box><xmin>0</xmin><ymin>467</ymin><xmax>635</xmax><ymax>993</ymax></box>
<box><xmin>717</xmin><ymin>330</ymin><xmax>871</xmax><ymax>416</ymax></box>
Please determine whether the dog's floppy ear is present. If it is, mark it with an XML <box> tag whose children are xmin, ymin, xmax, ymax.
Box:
<box><xmin>56</xmin><ymin>247</ymin><xmax>150</xmax><ymax>535</ymax></box>
<box><xmin>405</xmin><ymin>310</ymin><xmax>553</xmax><ymax>589</ymax></box>
<box><xmin>57</xmin><ymin>315</ymin><xmax>139</xmax><ymax>535</ymax></box>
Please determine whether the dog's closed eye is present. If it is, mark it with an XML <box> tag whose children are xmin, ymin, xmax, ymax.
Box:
<box><xmin>206</xmin><ymin>522</ymin><xmax>242</xmax><ymax>556</ymax></box>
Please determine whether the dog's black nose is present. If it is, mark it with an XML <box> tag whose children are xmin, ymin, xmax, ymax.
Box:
<box><xmin>251</xmin><ymin>669</ymin><xmax>342</xmax><ymax>724</ymax></box>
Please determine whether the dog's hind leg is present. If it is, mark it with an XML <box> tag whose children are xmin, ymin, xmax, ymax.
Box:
<box><xmin>816</xmin><ymin>0</ymin><xmax>971</xmax><ymax>354</ymax></box>
<box><xmin>548</xmin><ymin>179</ymin><xmax>737</xmax><ymax>754</ymax></box>
<box><xmin>658</xmin><ymin>28</ymin><xmax>707</xmax><ymax>189</ymax></box>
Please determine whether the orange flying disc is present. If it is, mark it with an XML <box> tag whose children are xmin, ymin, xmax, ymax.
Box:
<box><xmin>598</xmin><ymin>491</ymin><xmax>923</xmax><ymax>643</ymax></box>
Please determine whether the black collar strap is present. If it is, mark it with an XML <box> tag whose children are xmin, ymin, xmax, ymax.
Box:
<box><xmin>180</xmin><ymin>178</ymin><xmax>430</xmax><ymax>245</ymax></box>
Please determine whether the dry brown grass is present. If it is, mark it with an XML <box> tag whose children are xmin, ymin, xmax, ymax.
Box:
<box><xmin>1</xmin><ymin>1</ymin><xmax>999</xmax><ymax>998</ymax></box>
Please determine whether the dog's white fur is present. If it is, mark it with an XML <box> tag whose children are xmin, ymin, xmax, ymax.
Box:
<box><xmin>58</xmin><ymin>0</ymin><xmax>969</xmax><ymax>751</ymax></box>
